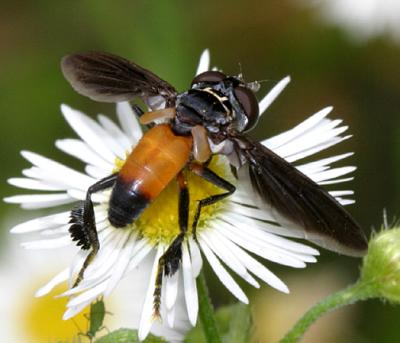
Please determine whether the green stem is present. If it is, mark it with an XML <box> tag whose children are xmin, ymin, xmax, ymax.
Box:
<box><xmin>224</xmin><ymin>304</ymin><xmax>251</xmax><ymax>343</ymax></box>
<box><xmin>197</xmin><ymin>271</ymin><xmax>222</xmax><ymax>343</ymax></box>
<box><xmin>279</xmin><ymin>281</ymin><xmax>375</xmax><ymax>343</ymax></box>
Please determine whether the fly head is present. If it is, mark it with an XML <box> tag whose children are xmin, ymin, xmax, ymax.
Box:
<box><xmin>174</xmin><ymin>71</ymin><xmax>260</xmax><ymax>143</ymax></box>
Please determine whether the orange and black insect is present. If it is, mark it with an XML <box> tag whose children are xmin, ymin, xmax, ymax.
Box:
<box><xmin>62</xmin><ymin>52</ymin><xmax>368</xmax><ymax>315</ymax></box>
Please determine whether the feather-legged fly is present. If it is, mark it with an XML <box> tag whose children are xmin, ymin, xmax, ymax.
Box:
<box><xmin>61</xmin><ymin>52</ymin><xmax>368</xmax><ymax>316</ymax></box>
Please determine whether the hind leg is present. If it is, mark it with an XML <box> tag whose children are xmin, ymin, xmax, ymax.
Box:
<box><xmin>189</xmin><ymin>163</ymin><xmax>236</xmax><ymax>239</ymax></box>
<box><xmin>152</xmin><ymin>171</ymin><xmax>189</xmax><ymax>318</ymax></box>
<box><xmin>69</xmin><ymin>174</ymin><xmax>118</xmax><ymax>287</ymax></box>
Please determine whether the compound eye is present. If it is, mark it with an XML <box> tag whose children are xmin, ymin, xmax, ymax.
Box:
<box><xmin>234</xmin><ymin>86</ymin><xmax>259</xmax><ymax>131</ymax></box>
<box><xmin>191</xmin><ymin>71</ymin><xmax>226</xmax><ymax>86</ymax></box>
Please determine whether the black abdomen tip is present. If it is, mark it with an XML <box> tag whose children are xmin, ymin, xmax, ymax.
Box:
<box><xmin>108</xmin><ymin>181</ymin><xmax>150</xmax><ymax>228</ymax></box>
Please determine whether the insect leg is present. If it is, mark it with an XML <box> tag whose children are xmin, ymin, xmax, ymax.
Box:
<box><xmin>189</xmin><ymin>163</ymin><xmax>236</xmax><ymax>238</ymax></box>
<box><xmin>191</xmin><ymin>125</ymin><xmax>212</xmax><ymax>163</ymax></box>
<box><xmin>153</xmin><ymin>171</ymin><xmax>189</xmax><ymax>318</ymax></box>
<box><xmin>132</xmin><ymin>104</ymin><xmax>156</xmax><ymax>129</ymax></box>
<box><xmin>139</xmin><ymin>108</ymin><xmax>176</xmax><ymax>125</ymax></box>
<box><xmin>131</xmin><ymin>104</ymin><xmax>144</xmax><ymax>117</ymax></box>
<box><xmin>70</xmin><ymin>174</ymin><xmax>118</xmax><ymax>287</ymax></box>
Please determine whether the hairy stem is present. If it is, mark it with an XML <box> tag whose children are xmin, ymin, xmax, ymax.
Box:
<box><xmin>279</xmin><ymin>281</ymin><xmax>375</xmax><ymax>343</ymax></box>
<box><xmin>197</xmin><ymin>271</ymin><xmax>222</xmax><ymax>343</ymax></box>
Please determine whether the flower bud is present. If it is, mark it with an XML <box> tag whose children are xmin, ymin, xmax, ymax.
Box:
<box><xmin>361</xmin><ymin>228</ymin><xmax>400</xmax><ymax>303</ymax></box>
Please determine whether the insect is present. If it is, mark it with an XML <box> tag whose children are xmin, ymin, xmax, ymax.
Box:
<box><xmin>87</xmin><ymin>299</ymin><xmax>106</xmax><ymax>340</ymax></box>
<box><xmin>79</xmin><ymin>298</ymin><xmax>107</xmax><ymax>342</ymax></box>
<box><xmin>62</xmin><ymin>51</ymin><xmax>368</xmax><ymax>316</ymax></box>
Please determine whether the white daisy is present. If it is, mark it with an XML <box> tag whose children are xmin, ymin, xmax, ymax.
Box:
<box><xmin>0</xmin><ymin>233</ymin><xmax>186</xmax><ymax>342</ymax></box>
<box><xmin>300</xmin><ymin>0</ymin><xmax>400</xmax><ymax>42</ymax></box>
<box><xmin>5</xmin><ymin>50</ymin><xmax>357</xmax><ymax>341</ymax></box>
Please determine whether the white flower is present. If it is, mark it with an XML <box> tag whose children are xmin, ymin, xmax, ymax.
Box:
<box><xmin>0</xmin><ymin>233</ymin><xmax>175</xmax><ymax>342</ymax></box>
<box><xmin>301</xmin><ymin>0</ymin><xmax>400</xmax><ymax>42</ymax></box>
<box><xmin>5</xmin><ymin>50</ymin><xmax>357</xmax><ymax>341</ymax></box>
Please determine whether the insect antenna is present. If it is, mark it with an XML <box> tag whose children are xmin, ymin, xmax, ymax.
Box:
<box><xmin>235</xmin><ymin>63</ymin><xmax>264</xmax><ymax>93</ymax></box>
<box><xmin>237</xmin><ymin>61</ymin><xmax>244</xmax><ymax>81</ymax></box>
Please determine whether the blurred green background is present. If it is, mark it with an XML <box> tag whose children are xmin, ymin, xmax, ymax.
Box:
<box><xmin>1</xmin><ymin>1</ymin><xmax>400</xmax><ymax>342</ymax></box>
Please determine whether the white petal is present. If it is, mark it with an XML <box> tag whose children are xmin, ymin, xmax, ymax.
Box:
<box><xmin>83</xmin><ymin>231</ymin><xmax>128</xmax><ymax>283</ymax></box>
<box><xmin>63</xmin><ymin>242</ymin><xmax>111</xmax><ymax>293</ymax></box>
<box><xmin>4</xmin><ymin>193</ymin><xmax>75</xmax><ymax>209</ymax></box>
<box><xmin>138</xmin><ymin>247</ymin><xmax>164</xmax><ymax>341</ymax></box>
<box><xmin>219</xmin><ymin>211</ymin><xmax>301</xmax><ymax>239</ymax></box>
<box><xmin>62</xmin><ymin>239</ymin><xmax>150</xmax><ymax>295</ymax></box>
<box><xmin>215</xmin><ymin>220</ymin><xmax>307</xmax><ymax>268</ymax></box>
<box><xmin>10</xmin><ymin>211</ymin><xmax>70</xmax><ymax>233</ymax></box>
<box><xmin>165</xmin><ymin>269</ymin><xmax>180</xmax><ymax>310</ymax></box>
<box><xmin>329</xmin><ymin>190</ymin><xmax>354</xmax><ymax>197</ymax></box>
<box><xmin>309</xmin><ymin>166</ymin><xmax>356</xmax><ymax>183</ymax></box>
<box><xmin>8</xmin><ymin>178</ymin><xmax>63</xmax><ymax>191</ymax></box>
<box><xmin>220</xmin><ymin>213</ymin><xmax>319</xmax><ymax>255</ymax></box>
<box><xmin>182</xmin><ymin>241</ymin><xmax>198</xmax><ymax>326</ymax></box>
<box><xmin>104</xmin><ymin>234</ymin><xmax>137</xmax><ymax>296</ymax></box>
<box><xmin>67</xmin><ymin>189</ymin><xmax>107</xmax><ymax>203</ymax></box>
<box><xmin>66</xmin><ymin>281</ymin><xmax>108</xmax><ymax>308</ymax></box>
<box><xmin>96</xmin><ymin>222</ymin><xmax>114</xmax><ymax>237</ymax></box>
<box><xmin>116</xmin><ymin>102</ymin><xmax>143</xmax><ymax>143</ymax></box>
<box><xmin>167</xmin><ymin>302</ymin><xmax>177</xmax><ymax>328</ymax></box>
<box><xmin>199</xmin><ymin>238</ymin><xmax>248</xmax><ymax>304</ymax></box>
<box><xmin>259</xmin><ymin>76</ymin><xmax>291</xmax><ymax>115</ymax></box>
<box><xmin>68</xmin><ymin>251</ymin><xmax>86</xmax><ymax>288</ymax></box>
<box><xmin>226</xmin><ymin>202</ymin><xmax>275</xmax><ymax>222</ymax></box>
<box><xmin>22</xmin><ymin>167</ymin><xmax>43</xmax><ymax>179</ymax></box>
<box><xmin>200</xmin><ymin>231</ymin><xmax>259</xmax><ymax>288</ymax></box>
<box><xmin>63</xmin><ymin>302</ymin><xmax>91</xmax><ymax>320</ymax></box>
<box><xmin>20</xmin><ymin>167</ymin><xmax>82</xmax><ymax>191</ymax></box>
<box><xmin>35</xmin><ymin>268</ymin><xmax>70</xmax><ymax>297</ymax></box>
<box><xmin>289</xmin><ymin>124</ymin><xmax>348</xmax><ymax>159</ymax></box>
<box><xmin>21</xmin><ymin>150</ymin><xmax>95</xmax><ymax>190</ymax></box>
<box><xmin>273</xmin><ymin>120</ymin><xmax>347</xmax><ymax>159</ymax></box>
<box><xmin>94</xmin><ymin>120</ymin><xmax>128</xmax><ymax>159</ymax></box>
<box><xmin>85</xmin><ymin>165</ymin><xmax>110</xmax><ymax>180</ymax></box>
<box><xmin>212</xmin><ymin>229</ymin><xmax>289</xmax><ymax>292</ymax></box>
<box><xmin>286</xmin><ymin>135</ymin><xmax>351</xmax><ymax>163</ymax></box>
<box><xmin>94</xmin><ymin>205</ymin><xmax>108</xmax><ymax>217</ymax></box>
<box><xmin>21</xmin><ymin>235</ymin><xmax>72</xmax><ymax>249</ymax></box>
<box><xmin>126</xmin><ymin>240</ymin><xmax>154</xmax><ymax>273</ymax></box>
<box><xmin>337</xmin><ymin>198</ymin><xmax>355</xmax><ymax>206</ymax></box>
<box><xmin>98</xmin><ymin>114</ymin><xmax>132</xmax><ymax>152</ymax></box>
<box><xmin>61</xmin><ymin>104</ymin><xmax>117</xmax><ymax>163</ymax></box>
<box><xmin>188</xmin><ymin>239</ymin><xmax>202</xmax><ymax>277</ymax></box>
<box><xmin>40</xmin><ymin>225</ymin><xmax>69</xmax><ymax>236</ymax></box>
<box><xmin>19</xmin><ymin>168</ymin><xmax>85</xmax><ymax>192</ymax></box>
<box><xmin>296</xmin><ymin>153</ymin><xmax>353</xmax><ymax>174</ymax></box>
<box><xmin>56</xmin><ymin>139</ymin><xmax>113</xmax><ymax>170</ymax></box>
<box><xmin>219</xmin><ymin>218</ymin><xmax>318</xmax><ymax>262</ymax></box>
<box><xmin>263</xmin><ymin>107</ymin><xmax>333</xmax><ymax>150</ymax></box>
<box><xmin>196</xmin><ymin>49</ymin><xmax>210</xmax><ymax>75</ymax></box>
<box><xmin>318</xmin><ymin>177</ymin><xmax>354</xmax><ymax>185</ymax></box>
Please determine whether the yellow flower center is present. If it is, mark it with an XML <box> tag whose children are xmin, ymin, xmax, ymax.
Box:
<box><xmin>113</xmin><ymin>156</ymin><xmax>233</xmax><ymax>245</ymax></box>
<box><xmin>18</xmin><ymin>279</ymin><xmax>91</xmax><ymax>342</ymax></box>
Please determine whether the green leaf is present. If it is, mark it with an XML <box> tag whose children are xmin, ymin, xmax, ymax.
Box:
<box><xmin>95</xmin><ymin>329</ymin><xmax>166</xmax><ymax>343</ymax></box>
<box><xmin>222</xmin><ymin>304</ymin><xmax>251</xmax><ymax>343</ymax></box>
<box><xmin>185</xmin><ymin>303</ymin><xmax>252</xmax><ymax>343</ymax></box>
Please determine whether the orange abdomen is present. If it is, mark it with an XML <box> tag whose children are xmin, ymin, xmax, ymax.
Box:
<box><xmin>108</xmin><ymin>124</ymin><xmax>192</xmax><ymax>227</ymax></box>
<box><xmin>120</xmin><ymin>124</ymin><xmax>193</xmax><ymax>198</ymax></box>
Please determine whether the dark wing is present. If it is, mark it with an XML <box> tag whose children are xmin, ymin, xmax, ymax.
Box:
<box><xmin>61</xmin><ymin>52</ymin><xmax>177</xmax><ymax>106</ymax></box>
<box><xmin>233</xmin><ymin>135</ymin><xmax>368</xmax><ymax>257</ymax></box>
